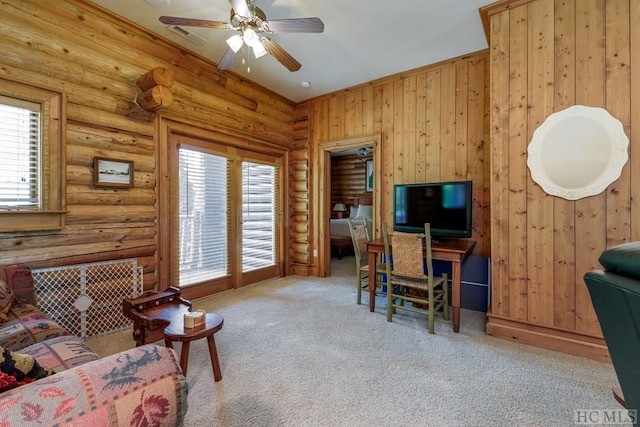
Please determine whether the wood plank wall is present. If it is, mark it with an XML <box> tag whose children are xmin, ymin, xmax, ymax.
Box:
<box><xmin>330</xmin><ymin>154</ymin><xmax>371</xmax><ymax>214</ymax></box>
<box><xmin>0</xmin><ymin>0</ymin><xmax>295</xmax><ymax>289</ymax></box>
<box><xmin>485</xmin><ymin>0</ymin><xmax>639</xmax><ymax>361</ymax></box>
<box><xmin>304</xmin><ymin>51</ymin><xmax>490</xmax><ymax>275</ymax></box>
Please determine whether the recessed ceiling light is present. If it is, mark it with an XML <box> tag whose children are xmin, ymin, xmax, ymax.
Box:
<box><xmin>145</xmin><ymin>0</ymin><xmax>171</xmax><ymax>8</ymax></box>
<box><xmin>300</xmin><ymin>81</ymin><xmax>311</xmax><ymax>88</ymax></box>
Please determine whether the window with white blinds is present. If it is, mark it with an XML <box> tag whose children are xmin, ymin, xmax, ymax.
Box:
<box><xmin>0</xmin><ymin>99</ymin><xmax>41</xmax><ymax>209</ymax></box>
<box><xmin>242</xmin><ymin>161</ymin><xmax>278</xmax><ymax>272</ymax></box>
<box><xmin>178</xmin><ymin>147</ymin><xmax>229</xmax><ymax>286</ymax></box>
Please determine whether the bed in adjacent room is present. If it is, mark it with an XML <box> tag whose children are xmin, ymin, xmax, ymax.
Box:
<box><xmin>330</xmin><ymin>197</ymin><xmax>373</xmax><ymax>237</ymax></box>
<box><xmin>330</xmin><ymin>197</ymin><xmax>372</xmax><ymax>259</ymax></box>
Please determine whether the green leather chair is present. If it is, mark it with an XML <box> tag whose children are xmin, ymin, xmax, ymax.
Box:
<box><xmin>584</xmin><ymin>242</ymin><xmax>640</xmax><ymax>417</ymax></box>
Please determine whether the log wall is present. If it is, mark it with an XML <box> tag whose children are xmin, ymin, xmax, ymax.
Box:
<box><xmin>484</xmin><ymin>0</ymin><xmax>639</xmax><ymax>361</ymax></box>
<box><xmin>0</xmin><ymin>0</ymin><xmax>295</xmax><ymax>290</ymax></box>
<box><xmin>330</xmin><ymin>154</ymin><xmax>371</xmax><ymax>212</ymax></box>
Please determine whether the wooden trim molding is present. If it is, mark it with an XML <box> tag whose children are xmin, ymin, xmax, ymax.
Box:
<box><xmin>486</xmin><ymin>314</ymin><xmax>610</xmax><ymax>362</ymax></box>
<box><xmin>0</xmin><ymin>211</ymin><xmax>68</xmax><ymax>232</ymax></box>
<box><xmin>479</xmin><ymin>0</ymin><xmax>538</xmax><ymax>44</ymax></box>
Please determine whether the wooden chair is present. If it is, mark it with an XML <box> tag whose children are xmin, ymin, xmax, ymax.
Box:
<box><xmin>347</xmin><ymin>218</ymin><xmax>386</xmax><ymax>305</ymax></box>
<box><xmin>382</xmin><ymin>223</ymin><xmax>449</xmax><ymax>334</ymax></box>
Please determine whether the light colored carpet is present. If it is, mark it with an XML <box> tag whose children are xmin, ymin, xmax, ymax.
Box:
<box><xmin>87</xmin><ymin>258</ymin><xmax>624</xmax><ymax>427</ymax></box>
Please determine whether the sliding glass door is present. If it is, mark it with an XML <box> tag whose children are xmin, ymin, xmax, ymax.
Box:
<box><xmin>178</xmin><ymin>148</ymin><xmax>229</xmax><ymax>286</ymax></box>
<box><xmin>239</xmin><ymin>155</ymin><xmax>281</xmax><ymax>285</ymax></box>
<box><xmin>167</xmin><ymin>133</ymin><xmax>282</xmax><ymax>298</ymax></box>
<box><xmin>242</xmin><ymin>161</ymin><xmax>276</xmax><ymax>272</ymax></box>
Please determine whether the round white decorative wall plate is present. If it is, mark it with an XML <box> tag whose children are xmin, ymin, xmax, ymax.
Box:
<box><xmin>527</xmin><ymin>105</ymin><xmax>629</xmax><ymax>200</ymax></box>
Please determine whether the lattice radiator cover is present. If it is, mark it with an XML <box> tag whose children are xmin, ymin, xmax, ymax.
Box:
<box><xmin>32</xmin><ymin>259</ymin><xmax>143</xmax><ymax>338</ymax></box>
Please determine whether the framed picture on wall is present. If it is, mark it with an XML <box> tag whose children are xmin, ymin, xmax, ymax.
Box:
<box><xmin>93</xmin><ymin>157</ymin><xmax>134</xmax><ymax>187</ymax></box>
<box><xmin>365</xmin><ymin>160</ymin><xmax>373</xmax><ymax>192</ymax></box>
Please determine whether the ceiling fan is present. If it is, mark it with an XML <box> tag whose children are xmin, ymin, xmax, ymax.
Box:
<box><xmin>159</xmin><ymin>0</ymin><xmax>324</xmax><ymax>72</ymax></box>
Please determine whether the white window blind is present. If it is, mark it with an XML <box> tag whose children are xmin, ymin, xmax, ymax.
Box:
<box><xmin>178</xmin><ymin>147</ymin><xmax>229</xmax><ymax>286</ymax></box>
<box><xmin>242</xmin><ymin>161</ymin><xmax>278</xmax><ymax>272</ymax></box>
<box><xmin>0</xmin><ymin>99</ymin><xmax>41</xmax><ymax>209</ymax></box>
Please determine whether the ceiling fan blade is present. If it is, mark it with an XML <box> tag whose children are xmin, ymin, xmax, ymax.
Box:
<box><xmin>229</xmin><ymin>0</ymin><xmax>251</xmax><ymax>18</ymax></box>
<box><xmin>159</xmin><ymin>16</ymin><xmax>229</xmax><ymax>29</ymax></box>
<box><xmin>266</xmin><ymin>17</ymin><xmax>324</xmax><ymax>33</ymax></box>
<box><xmin>218</xmin><ymin>47</ymin><xmax>238</xmax><ymax>70</ymax></box>
<box><xmin>262</xmin><ymin>38</ymin><xmax>301</xmax><ymax>72</ymax></box>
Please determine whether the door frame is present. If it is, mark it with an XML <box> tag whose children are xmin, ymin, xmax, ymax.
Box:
<box><xmin>312</xmin><ymin>134</ymin><xmax>382</xmax><ymax>277</ymax></box>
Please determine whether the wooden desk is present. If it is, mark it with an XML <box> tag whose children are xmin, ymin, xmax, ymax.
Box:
<box><xmin>366</xmin><ymin>238</ymin><xmax>475</xmax><ymax>332</ymax></box>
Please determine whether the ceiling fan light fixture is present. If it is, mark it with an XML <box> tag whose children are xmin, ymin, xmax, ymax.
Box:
<box><xmin>159</xmin><ymin>2</ymin><xmax>325</xmax><ymax>73</ymax></box>
<box><xmin>252</xmin><ymin>42</ymin><xmax>267</xmax><ymax>58</ymax></box>
<box><xmin>243</xmin><ymin>28</ymin><xmax>260</xmax><ymax>48</ymax></box>
<box><xmin>226</xmin><ymin>34</ymin><xmax>243</xmax><ymax>53</ymax></box>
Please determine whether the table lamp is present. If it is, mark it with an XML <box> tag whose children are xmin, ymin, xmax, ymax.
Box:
<box><xmin>333</xmin><ymin>202</ymin><xmax>347</xmax><ymax>219</ymax></box>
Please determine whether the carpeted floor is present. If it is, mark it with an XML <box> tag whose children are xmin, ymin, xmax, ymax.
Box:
<box><xmin>87</xmin><ymin>257</ymin><xmax>626</xmax><ymax>427</ymax></box>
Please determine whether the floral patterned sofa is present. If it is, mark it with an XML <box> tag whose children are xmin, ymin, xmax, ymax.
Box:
<box><xmin>0</xmin><ymin>267</ymin><xmax>188</xmax><ymax>426</ymax></box>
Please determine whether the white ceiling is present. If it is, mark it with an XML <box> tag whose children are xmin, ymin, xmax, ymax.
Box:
<box><xmin>90</xmin><ymin>0</ymin><xmax>490</xmax><ymax>103</ymax></box>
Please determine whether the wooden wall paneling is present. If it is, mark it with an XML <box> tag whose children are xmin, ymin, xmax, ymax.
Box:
<box><xmin>393</xmin><ymin>79</ymin><xmax>405</xmax><ymax>186</ymax></box>
<box><xmin>361</xmin><ymin>86</ymin><xmax>374</xmax><ymax>136</ymax></box>
<box><xmin>425</xmin><ymin>70</ymin><xmax>442</xmax><ymax>183</ymax></box>
<box><xmin>525</xmin><ymin>0</ymin><xmax>555</xmax><ymax>327</ymax></box>
<box><xmin>605</xmin><ymin>0</ymin><xmax>632</xmax><ymax>247</ymax></box>
<box><xmin>440</xmin><ymin>67</ymin><xmax>457</xmax><ymax>179</ymax></box>
<box><xmin>489</xmin><ymin>11</ymin><xmax>511</xmax><ymax>318</ymax></box>
<box><xmin>552</xmin><ymin>0</ymin><xmax>577</xmax><ymax>330</ymax></box>
<box><xmin>308</xmin><ymin>51</ymin><xmax>491</xmax><ymax>258</ymax></box>
<box><xmin>454</xmin><ymin>62</ymin><xmax>469</xmax><ymax>182</ymax></box>
<box><xmin>313</xmin><ymin>98</ymin><xmax>330</xmax><ymax>145</ymax></box>
<box><xmin>371</xmin><ymin>85</ymin><xmax>384</xmax><ymax>236</ymax></box>
<box><xmin>486</xmin><ymin>0</ymin><xmax>638</xmax><ymax>360</ymax></box>
<box><xmin>573</xmin><ymin>0</ymin><xmax>606</xmax><ymax>335</ymax></box>
<box><xmin>400</xmin><ymin>75</ymin><xmax>419</xmax><ymax>183</ymax></box>
<box><xmin>415</xmin><ymin>73</ymin><xmax>428</xmax><ymax>183</ymax></box>
<box><xmin>329</xmin><ymin>95</ymin><xmax>345</xmax><ymax>141</ymax></box>
<box><xmin>482</xmin><ymin>59</ymin><xmax>492</xmax><ymax>258</ymax></box>
<box><xmin>632</xmin><ymin>0</ymin><xmax>640</xmax><ymax>242</ymax></box>
<box><xmin>380</xmin><ymin>82</ymin><xmax>395</xmax><ymax>227</ymax></box>
<box><xmin>468</xmin><ymin>58</ymin><xmax>488</xmax><ymax>256</ymax></box>
<box><xmin>402</xmin><ymin>75</ymin><xmax>417</xmax><ymax>183</ymax></box>
<box><xmin>507</xmin><ymin>4</ymin><xmax>529</xmax><ymax>322</ymax></box>
<box><xmin>345</xmin><ymin>91</ymin><xmax>364</xmax><ymax>138</ymax></box>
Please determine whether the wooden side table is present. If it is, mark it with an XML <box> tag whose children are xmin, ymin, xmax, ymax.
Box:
<box><xmin>164</xmin><ymin>312</ymin><xmax>224</xmax><ymax>382</ymax></box>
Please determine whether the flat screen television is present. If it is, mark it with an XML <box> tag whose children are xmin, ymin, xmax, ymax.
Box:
<box><xmin>393</xmin><ymin>180</ymin><xmax>473</xmax><ymax>238</ymax></box>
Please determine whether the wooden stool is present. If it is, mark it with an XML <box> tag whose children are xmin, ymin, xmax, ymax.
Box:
<box><xmin>164</xmin><ymin>312</ymin><xmax>224</xmax><ymax>381</ymax></box>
